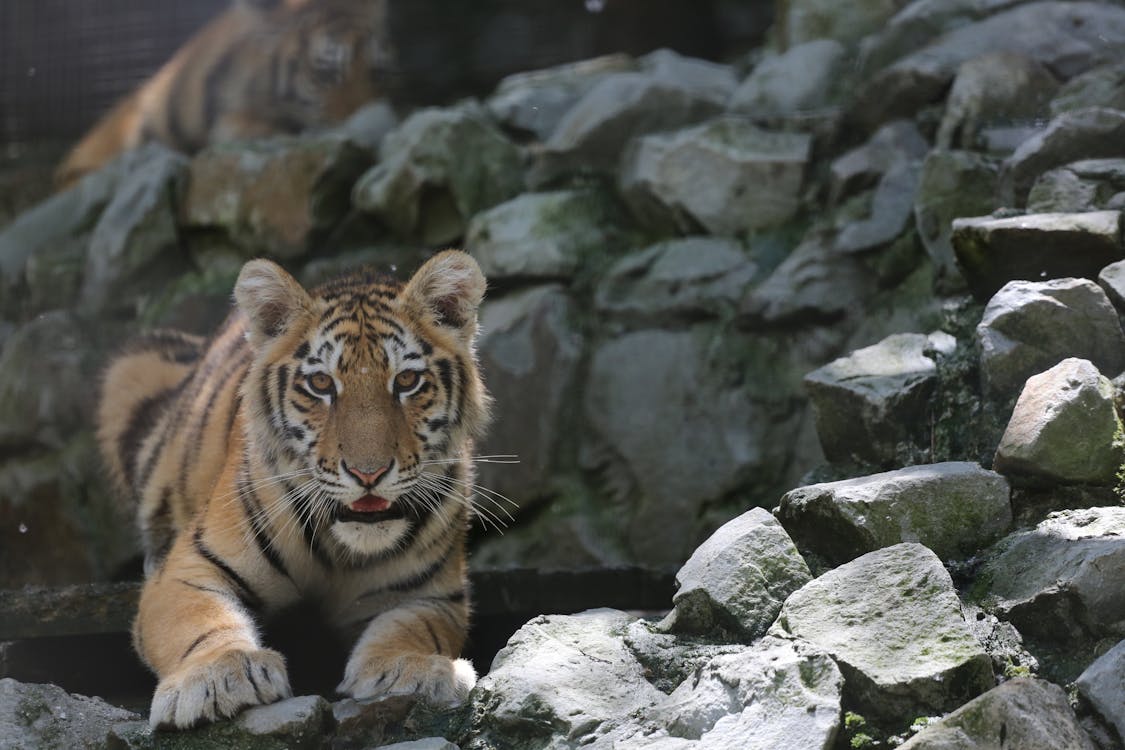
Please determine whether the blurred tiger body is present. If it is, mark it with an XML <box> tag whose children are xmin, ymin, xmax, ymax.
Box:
<box><xmin>97</xmin><ymin>251</ymin><xmax>490</xmax><ymax>729</ymax></box>
<box><xmin>57</xmin><ymin>0</ymin><xmax>390</xmax><ymax>187</ymax></box>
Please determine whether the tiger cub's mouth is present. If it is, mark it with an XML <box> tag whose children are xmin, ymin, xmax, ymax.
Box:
<box><xmin>335</xmin><ymin>494</ymin><xmax>406</xmax><ymax>524</ymax></box>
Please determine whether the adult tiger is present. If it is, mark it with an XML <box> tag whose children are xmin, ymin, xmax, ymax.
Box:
<box><xmin>56</xmin><ymin>0</ymin><xmax>391</xmax><ymax>188</ymax></box>
<box><xmin>97</xmin><ymin>251</ymin><xmax>490</xmax><ymax>728</ymax></box>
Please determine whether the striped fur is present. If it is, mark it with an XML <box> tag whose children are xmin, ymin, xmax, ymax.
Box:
<box><xmin>57</xmin><ymin>0</ymin><xmax>391</xmax><ymax>188</ymax></box>
<box><xmin>97</xmin><ymin>251</ymin><xmax>490</xmax><ymax>729</ymax></box>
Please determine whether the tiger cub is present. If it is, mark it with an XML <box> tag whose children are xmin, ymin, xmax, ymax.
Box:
<box><xmin>97</xmin><ymin>251</ymin><xmax>490</xmax><ymax>729</ymax></box>
<box><xmin>57</xmin><ymin>0</ymin><xmax>390</xmax><ymax>188</ymax></box>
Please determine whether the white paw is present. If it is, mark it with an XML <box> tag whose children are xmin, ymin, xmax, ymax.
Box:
<box><xmin>338</xmin><ymin>655</ymin><xmax>476</xmax><ymax>706</ymax></box>
<box><xmin>149</xmin><ymin>647</ymin><xmax>291</xmax><ymax>729</ymax></box>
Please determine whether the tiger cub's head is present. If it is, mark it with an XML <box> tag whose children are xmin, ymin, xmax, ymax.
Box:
<box><xmin>234</xmin><ymin>251</ymin><xmax>490</xmax><ymax>556</ymax></box>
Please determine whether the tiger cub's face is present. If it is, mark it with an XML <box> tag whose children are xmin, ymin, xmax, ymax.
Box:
<box><xmin>234</xmin><ymin>251</ymin><xmax>489</xmax><ymax>556</ymax></box>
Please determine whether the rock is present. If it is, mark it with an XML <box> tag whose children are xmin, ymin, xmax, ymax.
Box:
<box><xmin>594</xmin><ymin>236</ymin><xmax>756</xmax><ymax>322</ymax></box>
<box><xmin>978</xmin><ymin>507</ymin><xmax>1125</xmax><ymax>643</ymax></box>
<box><xmin>1099</xmin><ymin>258</ymin><xmax>1125</xmax><ymax>324</ymax></box>
<box><xmin>850</xmin><ymin>3</ymin><xmax>1125</xmax><ymax>135</ymax></box>
<box><xmin>729</xmin><ymin>40</ymin><xmax>847</xmax><ymax>120</ymax></box>
<box><xmin>898</xmin><ymin>678</ymin><xmax>1096</xmax><ymax>750</ymax></box>
<box><xmin>777</xmin><ymin>462</ymin><xmax>1012</xmax><ymax>566</ymax></box>
<box><xmin>0</xmin><ymin>678</ymin><xmax>140</xmax><ymax>750</ymax></box>
<box><xmin>781</xmin><ymin>0</ymin><xmax>907</xmax><ymax>48</ymax></box>
<box><xmin>1028</xmin><ymin>159</ymin><xmax>1125</xmax><ymax>213</ymax></box>
<box><xmin>181</xmin><ymin>134</ymin><xmax>371</xmax><ymax>258</ymax></box>
<box><xmin>465</xmin><ymin>189</ymin><xmax>622</xmax><ymax>280</ymax></box>
<box><xmin>658</xmin><ymin>507</ymin><xmax>811</xmax><ymax>640</ymax></box>
<box><xmin>1075</xmin><ymin>638</ymin><xmax>1125</xmax><ymax>743</ymax></box>
<box><xmin>331</xmin><ymin>100</ymin><xmax>400</xmax><ymax>152</ymax></box>
<box><xmin>829</xmin><ymin>120</ymin><xmax>928</xmax><ymax>204</ymax></box>
<box><xmin>638</xmin><ymin>48</ymin><xmax>738</xmax><ymax>107</ymax></box>
<box><xmin>236</xmin><ymin>695</ymin><xmax>331</xmax><ymax>741</ymax></box>
<box><xmin>487</xmin><ymin>54</ymin><xmax>637</xmax><ymax>142</ymax></box>
<box><xmin>832</xmin><ymin>160</ymin><xmax>922</xmax><ymax>255</ymax></box>
<box><xmin>375</xmin><ymin>741</ymin><xmax>460</xmax><ymax>750</ymax></box>
<box><xmin>913</xmin><ymin>150</ymin><xmax>1000</xmax><ymax>289</ymax></box>
<box><xmin>352</xmin><ymin>106</ymin><xmax>523</xmax><ymax>245</ymax></box>
<box><xmin>999</xmin><ymin>108</ymin><xmax>1125</xmax><ymax>207</ymax></box>
<box><xmin>994</xmin><ymin>358</ymin><xmax>1125</xmax><ymax>486</ymax></box>
<box><xmin>474</xmin><ymin>286</ymin><xmax>583</xmax><ymax>509</ymax></box>
<box><xmin>1051</xmin><ymin>62</ymin><xmax>1125</xmax><ymax>117</ymax></box>
<box><xmin>951</xmin><ymin>211</ymin><xmax>1124</xmax><ymax>301</ymax></box>
<box><xmin>772</xmin><ymin>543</ymin><xmax>994</xmax><ymax>726</ymax></box>
<box><xmin>803</xmin><ymin>331</ymin><xmax>957</xmax><ymax>466</ymax></box>
<box><xmin>936</xmin><ymin>52</ymin><xmax>1058</xmax><ymax>150</ymax></box>
<box><xmin>976</xmin><ymin>278</ymin><xmax>1125</xmax><ymax>399</ymax></box>
<box><xmin>80</xmin><ymin>144</ymin><xmax>187</xmax><ymax>314</ymax></box>
<box><xmin>535</xmin><ymin>53</ymin><xmax>733</xmax><ymax>179</ymax></box>
<box><xmin>620</xmin><ymin>118</ymin><xmax>811</xmax><ymax>235</ymax></box>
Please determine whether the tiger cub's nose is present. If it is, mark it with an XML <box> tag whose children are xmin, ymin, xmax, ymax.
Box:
<box><xmin>343</xmin><ymin>459</ymin><xmax>391</xmax><ymax>488</ymax></box>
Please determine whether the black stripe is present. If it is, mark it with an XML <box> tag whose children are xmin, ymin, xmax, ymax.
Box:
<box><xmin>423</xmin><ymin>619</ymin><xmax>443</xmax><ymax>655</ymax></box>
<box><xmin>388</xmin><ymin>544</ymin><xmax>455</xmax><ymax>593</ymax></box>
<box><xmin>192</xmin><ymin>527</ymin><xmax>263</xmax><ymax>611</ymax></box>
<box><xmin>239</xmin><ymin>481</ymin><xmax>293</xmax><ymax>583</ymax></box>
<box><xmin>294</xmin><ymin>342</ymin><xmax>310</xmax><ymax>359</ymax></box>
<box><xmin>291</xmin><ymin>494</ymin><xmax>333</xmax><ymax>568</ymax></box>
<box><xmin>119</xmin><ymin>382</ymin><xmax>184</xmax><ymax>490</ymax></box>
<box><xmin>181</xmin><ymin>627</ymin><xmax>221</xmax><ymax>663</ymax></box>
<box><xmin>177</xmin><ymin>351</ymin><xmax>250</xmax><ymax>503</ymax></box>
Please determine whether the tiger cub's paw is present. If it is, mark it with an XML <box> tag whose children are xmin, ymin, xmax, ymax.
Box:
<box><xmin>338</xmin><ymin>655</ymin><xmax>476</xmax><ymax>707</ymax></box>
<box><xmin>149</xmin><ymin>647</ymin><xmax>291</xmax><ymax>729</ymax></box>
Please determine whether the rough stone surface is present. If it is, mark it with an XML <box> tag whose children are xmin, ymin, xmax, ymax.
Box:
<box><xmin>353</xmin><ymin>106</ymin><xmax>523</xmax><ymax>244</ymax></box>
<box><xmin>804</xmin><ymin>331</ymin><xmax>956</xmax><ymax>466</ymax></box>
<box><xmin>181</xmin><ymin>134</ymin><xmax>371</xmax><ymax>258</ymax></box>
<box><xmin>1051</xmin><ymin>62</ymin><xmax>1125</xmax><ymax>117</ymax></box>
<box><xmin>620</xmin><ymin>118</ymin><xmax>811</xmax><ymax>235</ymax></box>
<box><xmin>474</xmin><ymin>286</ymin><xmax>582</xmax><ymax>509</ymax></box>
<box><xmin>979</xmin><ymin>507</ymin><xmax>1125</xmax><ymax>643</ymax></box>
<box><xmin>1028</xmin><ymin>159</ymin><xmax>1125</xmax><ymax>213</ymax></box>
<box><xmin>951</xmin><ymin>211</ymin><xmax>1124</xmax><ymax>301</ymax></box>
<box><xmin>829</xmin><ymin>120</ymin><xmax>928</xmax><ymax>204</ymax></box>
<box><xmin>772</xmin><ymin>543</ymin><xmax>994</xmax><ymax>726</ymax></box>
<box><xmin>778</xmin><ymin>462</ymin><xmax>1012</xmax><ymax>566</ymax></box>
<box><xmin>995</xmin><ymin>358</ymin><xmax>1125</xmax><ymax>486</ymax></box>
<box><xmin>658</xmin><ymin>507</ymin><xmax>811</xmax><ymax>640</ymax></box>
<box><xmin>781</xmin><ymin>0</ymin><xmax>906</xmax><ymax>48</ymax></box>
<box><xmin>0</xmin><ymin>678</ymin><xmax>140</xmax><ymax>750</ymax></box>
<box><xmin>1000</xmin><ymin>107</ymin><xmax>1125</xmax><ymax>207</ymax></box>
<box><xmin>594</xmin><ymin>237</ymin><xmax>756</xmax><ymax>322</ymax></box>
<box><xmin>1075</xmin><ymin>638</ymin><xmax>1125</xmax><ymax>744</ymax></box>
<box><xmin>466</xmin><ymin>189</ymin><xmax>621</xmax><ymax>280</ymax></box>
<box><xmin>729</xmin><ymin>40</ymin><xmax>847</xmax><ymax>120</ymax></box>
<box><xmin>375</xmin><ymin>741</ymin><xmax>460</xmax><ymax>750</ymax></box>
<box><xmin>236</xmin><ymin>695</ymin><xmax>331</xmax><ymax>738</ymax></box>
<box><xmin>1098</xmin><ymin>257</ymin><xmax>1125</xmax><ymax>325</ymax></box>
<box><xmin>897</xmin><ymin>678</ymin><xmax>1096</xmax><ymax>750</ymax></box>
<box><xmin>913</xmin><ymin>150</ymin><xmax>1000</xmax><ymax>289</ymax></box>
<box><xmin>976</xmin><ymin>278</ymin><xmax>1125</xmax><ymax>399</ymax></box>
<box><xmin>833</xmin><ymin>160</ymin><xmax>922</xmax><ymax>255</ymax></box>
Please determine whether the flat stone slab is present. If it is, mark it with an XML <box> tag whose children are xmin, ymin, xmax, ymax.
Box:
<box><xmin>772</xmin><ymin>543</ymin><xmax>994</xmax><ymax>726</ymax></box>
<box><xmin>951</xmin><ymin>211</ymin><xmax>1124</xmax><ymax>301</ymax></box>
<box><xmin>0</xmin><ymin>678</ymin><xmax>141</xmax><ymax>750</ymax></box>
<box><xmin>1075</xmin><ymin>637</ymin><xmax>1125</xmax><ymax>742</ymax></box>
<box><xmin>777</xmin><ymin>462</ymin><xmax>1012</xmax><ymax>566</ymax></box>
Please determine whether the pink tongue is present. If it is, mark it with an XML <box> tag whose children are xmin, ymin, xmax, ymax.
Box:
<box><xmin>351</xmin><ymin>495</ymin><xmax>390</xmax><ymax>512</ymax></box>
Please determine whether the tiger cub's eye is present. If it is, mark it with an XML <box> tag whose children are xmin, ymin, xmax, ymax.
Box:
<box><xmin>394</xmin><ymin>370</ymin><xmax>421</xmax><ymax>394</ymax></box>
<box><xmin>307</xmin><ymin>372</ymin><xmax>335</xmax><ymax>397</ymax></box>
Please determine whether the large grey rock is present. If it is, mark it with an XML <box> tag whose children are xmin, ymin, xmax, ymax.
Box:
<box><xmin>914</xmin><ymin>150</ymin><xmax>1000</xmax><ymax>289</ymax></box>
<box><xmin>729</xmin><ymin>40</ymin><xmax>847</xmax><ymax>120</ymax></box>
<box><xmin>465</xmin><ymin>189</ymin><xmax>621</xmax><ymax>280</ymax></box>
<box><xmin>804</xmin><ymin>331</ymin><xmax>956</xmax><ymax>466</ymax></box>
<box><xmin>898</xmin><ymin>678</ymin><xmax>1096</xmax><ymax>750</ymax></box>
<box><xmin>936</xmin><ymin>52</ymin><xmax>1058</xmax><ymax>150</ymax></box>
<box><xmin>594</xmin><ymin>237</ymin><xmax>756</xmax><ymax>322</ymax></box>
<box><xmin>850</xmin><ymin>3</ymin><xmax>1125</xmax><ymax>134</ymax></box>
<box><xmin>81</xmin><ymin>144</ymin><xmax>187</xmax><ymax>313</ymax></box>
<box><xmin>978</xmin><ymin>507</ymin><xmax>1125</xmax><ymax>643</ymax></box>
<box><xmin>777</xmin><ymin>462</ymin><xmax>1012</xmax><ymax>566</ymax></box>
<box><xmin>951</xmin><ymin>211</ymin><xmax>1124</xmax><ymax>301</ymax></box>
<box><xmin>781</xmin><ymin>0</ymin><xmax>907</xmax><ymax>48</ymax></box>
<box><xmin>1051</xmin><ymin>62</ymin><xmax>1125</xmax><ymax>117</ymax></box>
<box><xmin>1075</xmin><ymin>638</ymin><xmax>1125</xmax><ymax>743</ymax></box>
<box><xmin>976</xmin><ymin>278</ymin><xmax>1125</xmax><ymax>399</ymax></box>
<box><xmin>994</xmin><ymin>358</ymin><xmax>1125</xmax><ymax>486</ymax></box>
<box><xmin>353</xmin><ymin>106</ymin><xmax>523</xmax><ymax>245</ymax></box>
<box><xmin>619</xmin><ymin>118</ymin><xmax>811</xmax><ymax>235</ymax></box>
<box><xmin>999</xmin><ymin>108</ymin><xmax>1125</xmax><ymax>207</ymax></box>
<box><xmin>1099</xmin><ymin>257</ymin><xmax>1125</xmax><ymax>325</ymax></box>
<box><xmin>331</xmin><ymin>100</ymin><xmax>400</xmax><ymax>153</ymax></box>
<box><xmin>475</xmin><ymin>286</ymin><xmax>582</xmax><ymax>509</ymax></box>
<box><xmin>832</xmin><ymin>160</ymin><xmax>922</xmax><ymax>255</ymax></box>
<box><xmin>237</xmin><ymin>695</ymin><xmax>331</xmax><ymax>743</ymax></box>
<box><xmin>829</xmin><ymin>120</ymin><xmax>928</xmax><ymax>204</ymax></box>
<box><xmin>487</xmin><ymin>54</ymin><xmax>637</xmax><ymax>141</ymax></box>
<box><xmin>375</xmin><ymin>741</ymin><xmax>460</xmax><ymax>750</ymax></box>
<box><xmin>772</xmin><ymin>543</ymin><xmax>994</xmax><ymax>726</ymax></box>
<box><xmin>1029</xmin><ymin>159</ymin><xmax>1125</xmax><ymax>213</ymax></box>
<box><xmin>181</xmin><ymin>134</ymin><xmax>370</xmax><ymax>258</ymax></box>
<box><xmin>0</xmin><ymin>678</ymin><xmax>140</xmax><ymax>750</ymax></box>
<box><xmin>658</xmin><ymin>507</ymin><xmax>811</xmax><ymax>640</ymax></box>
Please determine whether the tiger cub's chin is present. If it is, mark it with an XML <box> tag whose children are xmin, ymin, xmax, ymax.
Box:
<box><xmin>97</xmin><ymin>251</ymin><xmax>492</xmax><ymax>729</ymax></box>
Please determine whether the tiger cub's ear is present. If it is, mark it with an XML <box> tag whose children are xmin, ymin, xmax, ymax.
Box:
<box><xmin>235</xmin><ymin>259</ymin><xmax>314</xmax><ymax>348</ymax></box>
<box><xmin>402</xmin><ymin>250</ymin><xmax>486</xmax><ymax>340</ymax></box>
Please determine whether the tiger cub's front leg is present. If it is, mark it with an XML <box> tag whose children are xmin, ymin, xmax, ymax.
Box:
<box><xmin>135</xmin><ymin>529</ymin><xmax>291</xmax><ymax>729</ymax></box>
<box><xmin>338</xmin><ymin>598</ymin><xmax>476</xmax><ymax>706</ymax></box>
